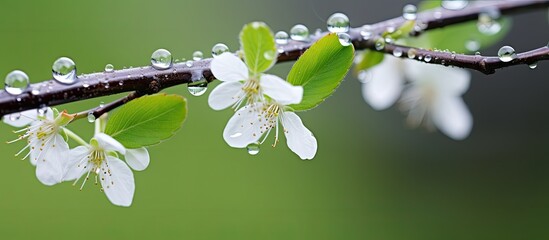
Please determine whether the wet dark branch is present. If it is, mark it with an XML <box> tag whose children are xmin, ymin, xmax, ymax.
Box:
<box><xmin>0</xmin><ymin>0</ymin><xmax>547</xmax><ymax>118</ymax></box>
<box><xmin>374</xmin><ymin>44</ymin><xmax>549</xmax><ymax>74</ymax></box>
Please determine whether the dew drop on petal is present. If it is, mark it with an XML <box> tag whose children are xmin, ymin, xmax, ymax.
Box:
<box><xmin>246</xmin><ymin>142</ymin><xmax>260</xmax><ymax>156</ymax></box>
<box><xmin>211</xmin><ymin>43</ymin><xmax>229</xmax><ymax>57</ymax></box>
<box><xmin>37</xmin><ymin>105</ymin><xmax>48</xmax><ymax>118</ymax></box>
<box><xmin>327</xmin><ymin>13</ymin><xmax>350</xmax><ymax>33</ymax></box>
<box><xmin>498</xmin><ymin>46</ymin><xmax>516</xmax><ymax>62</ymax></box>
<box><xmin>290</xmin><ymin>24</ymin><xmax>309</xmax><ymax>41</ymax></box>
<box><xmin>4</xmin><ymin>70</ymin><xmax>29</xmax><ymax>95</ymax></box>
<box><xmin>187</xmin><ymin>80</ymin><xmax>208</xmax><ymax>96</ymax></box>
<box><xmin>402</xmin><ymin>4</ymin><xmax>417</xmax><ymax>20</ymax></box>
<box><xmin>337</xmin><ymin>33</ymin><xmax>352</xmax><ymax>46</ymax></box>
<box><xmin>275</xmin><ymin>31</ymin><xmax>289</xmax><ymax>45</ymax></box>
<box><xmin>192</xmin><ymin>51</ymin><xmax>203</xmax><ymax>61</ymax></box>
<box><xmin>52</xmin><ymin>57</ymin><xmax>78</xmax><ymax>84</ymax></box>
<box><xmin>151</xmin><ymin>49</ymin><xmax>173</xmax><ymax>70</ymax></box>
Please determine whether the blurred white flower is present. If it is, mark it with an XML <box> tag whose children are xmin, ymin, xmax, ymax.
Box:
<box><xmin>209</xmin><ymin>52</ymin><xmax>298</xmax><ymax>111</ymax></box>
<box><xmin>4</xmin><ymin>108</ymin><xmax>73</xmax><ymax>185</ymax></box>
<box><xmin>64</xmin><ymin>133</ymin><xmax>150</xmax><ymax>207</ymax></box>
<box><xmin>361</xmin><ymin>57</ymin><xmax>473</xmax><ymax>140</ymax></box>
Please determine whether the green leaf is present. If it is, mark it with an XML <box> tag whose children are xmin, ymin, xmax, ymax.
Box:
<box><xmin>240</xmin><ymin>22</ymin><xmax>277</xmax><ymax>75</ymax></box>
<box><xmin>354</xmin><ymin>50</ymin><xmax>385</xmax><ymax>73</ymax></box>
<box><xmin>287</xmin><ymin>33</ymin><xmax>355</xmax><ymax>111</ymax></box>
<box><xmin>411</xmin><ymin>0</ymin><xmax>511</xmax><ymax>53</ymax></box>
<box><xmin>104</xmin><ymin>94</ymin><xmax>187</xmax><ymax>148</ymax></box>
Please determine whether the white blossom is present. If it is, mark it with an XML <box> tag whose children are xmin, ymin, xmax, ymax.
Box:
<box><xmin>361</xmin><ymin>57</ymin><xmax>473</xmax><ymax>140</ymax></box>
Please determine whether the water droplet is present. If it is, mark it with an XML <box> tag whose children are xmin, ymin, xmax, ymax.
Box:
<box><xmin>275</xmin><ymin>31</ymin><xmax>290</xmax><ymax>45</ymax></box>
<box><xmin>192</xmin><ymin>51</ymin><xmax>203</xmax><ymax>61</ymax></box>
<box><xmin>475</xmin><ymin>51</ymin><xmax>481</xmax><ymax>56</ymax></box>
<box><xmin>477</xmin><ymin>9</ymin><xmax>501</xmax><ymax>35</ymax></box>
<box><xmin>99</xmin><ymin>102</ymin><xmax>105</xmax><ymax>108</ymax></box>
<box><xmin>433</xmin><ymin>11</ymin><xmax>442</xmax><ymax>19</ymax></box>
<box><xmin>290</xmin><ymin>24</ymin><xmax>309</xmax><ymax>41</ymax></box>
<box><xmin>465</xmin><ymin>39</ymin><xmax>481</xmax><ymax>52</ymax></box>
<box><xmin>357</xmin><ymin>70</ymin><xmax>372</xmax><ymax>83</ymax></box>
<box><xmin>528</xmin><ymin>62</ymin><xmax>538</xmax><ymax>69</ymax></box>
<box><xmin>104</xmin><ymin>64</ymin><xmax>114</xmax><ymax>73</ymax></box>
<box><xmin>87</xmin><ymin>112</ymin><xmax>96</xmax><ymax>123</ymax></box>
<box><xmin>402</xmin><ymin>4</ymin><xmax>417</xmax><ymax>20</ymax></box>
<box><xmin>9</xmin><ymin>112</ymin><xmax>21</xmax><ymax>121</ymax></box>
<box><xmin>37</xmin><ymin>106</ymin><xmax>48</xmax><ymax>117</ymax></box>
<box><xmin>82</xmin><ymin>81</ymin><xmax>90</xmax><ymax>88</ymax></box>
<box><xmin>186</xmin><ymin>60</ymin><xmax>194</xmax><ymax>67</ymax></box>
<box><xmin>407</xmin><ymin>49</ymin><xmax>417</xmax><ymax>59</ymax></box>
<box><xmin>151</xmin><ymin>49</ymin><xmax>172</xmax><ymax>70</ymax></box>
<box><xmin>393</xmin><ymin>48</ymin><xmax>403</xmax><ymax>57</ymax></box>
<box><xmin>337</xmin><ymin>33</ymin><xmax>352</xmax><ymax>46</ymax></box>
<box><xmin>4</xmin><ymin>70</ymin><xmax>29</xmax><ymax>95</ymax></box>
<box><xmin>327</xmin><ymin>13</ymin><xmax>350</xmax><ymax>33</ymax></box>
<box><xmin>384</xmin><ymin>36</ymin><xmax>394</xmax><ymax>44</ymax></box>
<box><xmin>360</xmin><ymin>25</ymin><xmax>373</xmax><ymax>40</ymax></box>
<box><xmin>187</xmin><ymin>80</ymin><xmax>208</xmax><ymax>96</ymax></box>
<box><xmin>498</xmin><ymin>46</ymin><xmax>516</xmax><ymax>62</ymax></box>
<box><xmin>424</xmin><ymin>55</ymin><xmax>432</xmax><ymax>62</ymax></box>
<box><xmin>31</xmin><ymin>87</ymin><xmax>40</xmax><ymax>95</ymax></box>
<box><xmin>441</xmin><ymin>0</ymin><xmax>469</xmax><ymax>10</ymax></box>
<box><xmin>375</xmin><ymin>38</ymin><xmax>385</xmax><ymax>50</ymax></box>
<box><xmin>211</xmin><ymin>43</ymin><xmax>229</xmax><ymax>57</ymax></box>
<box><xmin>418</xmin><ymin>55</ymin><xmax>423</xmax><ymax>61</ymax></box>
<box><xmin>246</xmin><ymin>142</ymin><xmax>260</xmax><ymax>156</ymax></box>
<box><xmin>263</xmin><ymin>50</ymin><xmax>276</xmax><ymax>60</ymax></box>
<box><xmin>52</xmin><ymin>57</ymin><xmax>78</xmax><ymax>84</ymax></box>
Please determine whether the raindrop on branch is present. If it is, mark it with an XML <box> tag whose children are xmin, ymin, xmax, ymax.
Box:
<box><xmin>211</xmin><ymin>43</ymin><xmax>229</xmax><ymax>57</ymax></box>
<box><xmin>52</xmin><ymin>57</ymin><xmax>78</xmax><ymax>84</ymax></box>
<box><xmin>151</xmin><ymin>49</ymin><xmax>173</xmax><ymax>70</ymax></box>
<box><xmin>4</xmin><ymin>70</ymin><xmax>29</xmax><ymax>95</ymax></box>
<box><xmin>290</xmin><ymin>24</ymin><xmax>309</xmax><ymax>41</ymax></box>
<box><xmin>327</xmin><ymin>13</ymin><xmax>350</xmax><ymax>33</ymax></box>
<box><xmin>498</xmin><ymin>46</ymin><xmax>516</xmax><ymax>62</ymax></box>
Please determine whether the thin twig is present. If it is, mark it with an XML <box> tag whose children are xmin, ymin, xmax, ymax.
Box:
<box><xmin>0</xmin><ymin>0</ymin><xmax>547</xmax><ymax>118</ymax></box>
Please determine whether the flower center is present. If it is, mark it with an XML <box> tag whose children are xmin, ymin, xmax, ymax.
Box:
<box><xmin>259</xmin><ymin>104</ymin><xmax>283</xmax><ymax>147</ymax></box>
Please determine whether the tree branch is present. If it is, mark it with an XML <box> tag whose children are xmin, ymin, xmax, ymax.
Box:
<box><xmin>0</xmin><ymin>0</ymin><xmax>547</xmax><ymax>118</ymax></box>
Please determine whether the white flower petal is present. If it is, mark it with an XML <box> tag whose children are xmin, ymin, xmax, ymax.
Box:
<box><xmin>45</xmin><ymin>107</ymin><xmax>54</xmax><ymax>120</ymax></box>
<box><xmin>208</xmin><ymin>81</ymin><xmax>244</xmax><ymax>110</ymax></box>
<box><xmin>432</xmin><ymin>96</ymin><xmax>473</xmax><ymax>140</ymax></box>
<box><xmin>362</xmin><ymin>57</ymin><xmax>405</xmax><ymax>110</ymax></box>
<box><xmin>223</xmin><ymin>104</ymin><xmax>263</xmax><ymax>148</ymax></box>
<box><xmin>3</xmin><ymin>109</ymin><xmax>38</xmax><ymax>127</ymax></box>
<box><xmin>95</xmin><ymin>133</ymin><xmax>126</xmax><ymax>154</ymax></box>
<box><xmin>260</xmin><ymin>74</ymin><xmax>303</xmax><ymax>105</ymax></box>
<box><xmin>35</xmin><ymin>134</ymin><xmax>70</xmax><ymax>186</ymax></box>
<box><xmin>63</xmin><ymin>146</ymin><xmax>90</xmax><ymax>181</ymax></box>
<box><xmin>404</xmin><ymin>60</ymin><xmax>470</xmax><ymax>96</ymax></box>
<box><xmin>282</xmin><ymin>112</ymin><xmax>317</xmax><ymax>160</ymax></box>
<box><xmin>101</xmin><ymin>157</ymin><xmax>135</xmax><ymax>207</ymax></box>
<box><xmin>211</xmin><ymin>53</ymin><xmax>249</xmax><ymax>82</ymax></box>
<box><xmin>125</xmin><ymin>148</ymin><xmax>150</xmax><ymax>171</ymax></box>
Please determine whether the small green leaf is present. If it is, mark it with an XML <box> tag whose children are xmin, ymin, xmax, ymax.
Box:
<box><xmin>412</xmin><ymin>0</ymin><xmax>511</xmax><ymax>53</ymax></box>
<box><xmin>354</xmin><ymin>50</ymin><xmax>385</xmax><ymax>73</ymax></box>
<box><xmin>287</xmin><ymin>33</ymin><xmax>355</xmax><ymax>111</ymax></box>
<box><xmin>104</xmin><ymin>94</ymin><xmax>187</xmax><ymax>148</ymax></box>
<box><xmin>240</xmin><ymin>22</ymin><xmax>277</xmax><ymax>75</ymax></box>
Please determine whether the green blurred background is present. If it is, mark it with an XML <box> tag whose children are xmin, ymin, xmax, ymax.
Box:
<box><xmin>1</xmin><ymin>0</ymin><xmax>548</xmax><ymax>239</ymax></box>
